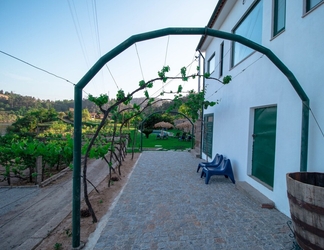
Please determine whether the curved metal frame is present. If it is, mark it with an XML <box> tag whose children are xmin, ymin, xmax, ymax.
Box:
<box><xmin>72</xmin><ymin>27</ymin><xmax>309</xmax><ymax>247</ymax></box>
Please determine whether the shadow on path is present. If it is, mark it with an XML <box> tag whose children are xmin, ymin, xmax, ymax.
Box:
<box><xmin>91</xmin><ymin>151</ymin><xmax>293</xmax><ymax>250</ymax></box>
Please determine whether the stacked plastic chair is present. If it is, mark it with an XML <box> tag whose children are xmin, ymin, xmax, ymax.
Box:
<box><xmin>201</xmin><ymin>158</ymin><xmax>235</xmax><ymax>184</ymax></box>
<box><xmin>196</xmin><ymin>153</ymin><xmax>223</xmax><ymax>173</ymax></box>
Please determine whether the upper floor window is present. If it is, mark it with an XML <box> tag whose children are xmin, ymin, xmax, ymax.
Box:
<box><xmin>306</xmin><ymin>0</ymin><xmax>324</xmax><ymax>12</ymax></box>
<box><xmin>207</xmin><ymin>53</ymin><xmax>215</xmax><ymax>74</ymax></box>
<box><xmin>273</xmin><ymin>0</ymin><xmax>286</xmax><ymax>36</ymax></box>
<box><xmin>219</xmin><ymin>42</ymin><xmax>224</xmax><ymax>77</ymax></box>
<box><xmin>232</xmin><ymin>0</ymin><xmax>263</xmax><ymax>66</ymax></box>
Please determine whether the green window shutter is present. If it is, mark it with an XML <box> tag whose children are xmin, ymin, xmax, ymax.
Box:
<box><xmin>203</xmin><ymin>114</ymin><xmax>213</xmax><ymax>158</ymax></box>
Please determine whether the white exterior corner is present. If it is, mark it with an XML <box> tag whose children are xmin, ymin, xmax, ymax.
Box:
<box><xmin>198</xmin><ymin>0</ymin><xmax>324</xmax><ymax>216</ymax></box>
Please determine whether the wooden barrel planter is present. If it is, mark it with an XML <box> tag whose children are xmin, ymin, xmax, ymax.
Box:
<box><xmin>286</xmin><ymin>172</ymin><xmax>324</xmax><ymax>250</ymax></box>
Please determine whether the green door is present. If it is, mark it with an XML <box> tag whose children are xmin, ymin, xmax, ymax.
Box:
<box><xmin>251</xmin><ymin>106</ymin><xmax>277</xmax><ymax>187</ymax></box>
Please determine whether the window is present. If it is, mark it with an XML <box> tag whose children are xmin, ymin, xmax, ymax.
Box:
<box><xmin>207</xmin><ymin>53</ymin><xmax>215</xmax><ymax>74</ymax></box>
<box><xmin>232</xmin><ymin>0</ymin><xmax>263</xmax><ymax>66</ymax></box>
<box><xmin>203</xmin><ymin>114</ymin><xmax>213</xmax><ymax>158</ymax></box>
<box><xmin>273</xmin><ymin>0</ymin><xmax>286</xmax><ymax>36</ymax></box>
<box><xmin>219</xmin><ymin>42</ymin><xmax>224</xmax><ymax>77</ymax></box>
<box><xmin>306</xmin><ymin>0</ymin><xmax>323</xmax><ymax>12</ymax></box>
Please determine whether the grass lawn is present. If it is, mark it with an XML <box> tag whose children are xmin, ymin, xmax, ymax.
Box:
<box><xmin>129</xmin><ymin>129</ymin><xmax>192</xmax><ymax>150</ymax></box>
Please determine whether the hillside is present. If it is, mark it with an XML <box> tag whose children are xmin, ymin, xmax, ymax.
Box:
<box><xmin>0</xmin><ymin>90</ymin><xmax>179</xmax><ymax>122</ymax></box>
<box><xmin>0</xmin><ymin>90</ymin><xmax>99</xmax><ymax>113</ymax></box>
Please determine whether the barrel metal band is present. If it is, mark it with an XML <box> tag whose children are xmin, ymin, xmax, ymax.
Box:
<box><xmin>294</xmin><ymin>230</ymin><xmax>323</xmax><ymax>250</ymax></box>
<box><xmin>291</xmin><ymin>214</ymin><xmax>324</xmax><ymax>238</ymax></box>
<box><xmin>287</xmin><ymin>191</ymin><xmax>324</xmax><ymax>216</ymax></box>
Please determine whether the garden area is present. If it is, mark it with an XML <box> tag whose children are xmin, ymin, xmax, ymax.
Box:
<box><xmin>136</xmin><ymin>128</ymin><xmax>193</xmax><ymax>151</ymax></box>
<box><xmin>0</xmin><ymin>65</ymin><xmax>230</xmax><ymax>236</ymax></box>
<box><xmin>0</xmin><ymin>109</ymin><xmax>193</xmax><ymax>187</ymax></box>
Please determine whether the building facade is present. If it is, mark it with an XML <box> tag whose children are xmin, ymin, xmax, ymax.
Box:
<box><xmin>197</xmin><ymin>0</ymin><xmax>324</xmax><ymax>216</ymax></box>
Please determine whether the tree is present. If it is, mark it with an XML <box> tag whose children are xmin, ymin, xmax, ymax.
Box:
<box><xmin>143</xmin><ymin>113</ymin><xmax>163</xmax><ymax>129</ymax></box>
<box><xmin>178</xmin><ymin>103</ymin><xmax>191</xmax><ymax>117</ymax></box>
<box><xmin>46</xmin><ymin>121</ymin><xmax>69</xmax><ymax>135</ymax></box>
<box><xmin>58</xmin><ymin>112</ymin><xmax>65</xmax><ymax>119</ymax></box>
<box><xmin>82</xmin><ymin>109</ymin><xmax>91</xmax><ymax>122</ymax></box>
<box><xmin>68</xmin><ymin>110</ymin><xmax>74</xmax><ymax>121</ymax></box>
<box><xmin>8</xmin><ymin>108</ymin><xmax>58</xmax><ymax>136</ymax></box>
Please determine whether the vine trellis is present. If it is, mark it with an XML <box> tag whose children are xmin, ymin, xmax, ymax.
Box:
<box><xmin>72</xmin><ymin>27</ymin><xmax>309</xmax><ymax>248</ymax></box>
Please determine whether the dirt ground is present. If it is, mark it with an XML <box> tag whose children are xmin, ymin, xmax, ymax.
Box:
<box><xmin>35</xmin><ymin>152</ymin><xmax>140</xmax><ymax>250</ymax></box>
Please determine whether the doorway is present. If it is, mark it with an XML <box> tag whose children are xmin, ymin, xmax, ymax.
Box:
<box><xmin>251</xmin><ymin>106</ymin><xmax>277</xmax><ymax>188</ymax></box>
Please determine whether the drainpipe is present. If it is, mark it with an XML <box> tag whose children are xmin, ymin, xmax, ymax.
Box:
<box><xmin>198</xmin><ymin>50</ymin><xmax>205</xmax><ymax>159</ymax></box>
<box><xmin>198</xmin><ymin>54</ymin><xmax>201</xmax><ymax>93</ymax></box>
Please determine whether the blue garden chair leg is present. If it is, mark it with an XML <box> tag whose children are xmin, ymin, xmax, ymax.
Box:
<box><xmin>205</xmin><ymin>173</ymin><xmax>211</xmax><ymax>184</ymax></box>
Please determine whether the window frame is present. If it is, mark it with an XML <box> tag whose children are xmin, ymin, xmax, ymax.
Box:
<box><xmin>231</xmin><ymin>0</ymin><xmax>263</xmax><ymax>67</ymax></box>
<box><xmin>207</xmin><ymin>52</ymin><xmax>216</xmax><ymax>74</ymax></box>
<box><xmin>272</xmin><ymin>0</ymin><xmax>286</xmax><ymax>37</ymax></box>
<box><xmin>305</xmin><ymin>0</ymin><xmax>324</xmax><ymax>13</ymax></box>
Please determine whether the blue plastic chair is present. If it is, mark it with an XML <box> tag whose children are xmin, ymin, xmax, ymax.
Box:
<box><xmin>196</xmin><ymin>154</ymin><xmax>223</xmax><ymax>173</ymax></box>
<box><xmin>201</xmin><ymin>158</ymin><xmax>235</xmax><ymax>184</ymax></box>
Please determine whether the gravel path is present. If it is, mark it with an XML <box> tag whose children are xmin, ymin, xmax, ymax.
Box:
<box><xmin>93</xmin><ymin>151</ymin><xmax>293</xmax><ymax>250</ymax></box>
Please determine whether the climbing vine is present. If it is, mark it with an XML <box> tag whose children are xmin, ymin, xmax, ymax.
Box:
<box><xmin>83</xmin><ymin>65</ymin><xmax>231</xmax><ymax>222</ymax></box>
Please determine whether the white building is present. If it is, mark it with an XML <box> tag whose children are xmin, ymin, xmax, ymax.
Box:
<box><xmin>197</xmin><ymin>0</ymin><xmax>324</xmax><ymax>216</ymax></box>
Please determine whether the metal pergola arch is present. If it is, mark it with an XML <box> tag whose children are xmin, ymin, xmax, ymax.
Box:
<box><xmin>139</xmin><ymin>111</ymin><xmax>195</xmax><ymax>150</ymax></box>
<box><xmin>72</xmin><ymin>27</ymin><xmax>309</xmax><ymax>248</ymax></box>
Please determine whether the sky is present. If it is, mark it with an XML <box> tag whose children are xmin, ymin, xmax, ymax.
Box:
<box><xmin>0</xmin><ymin>0</ymin><xmax>217</xmax><ymax>101</ymax></box>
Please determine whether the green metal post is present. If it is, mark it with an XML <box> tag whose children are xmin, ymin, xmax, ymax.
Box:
<box><xmin>72</xmin><ymin>27</ymin><xmax>310</xmax><ymax>247</ymax></box>
<box><xmin>300</xmin><ymin>101</ymin><xmax>310</xmax><ymax>171</ymax></box>
<box><xmin>72</xmin><ymin>86</ymin><xmax>82</xmax><ymax>248</ymax></box>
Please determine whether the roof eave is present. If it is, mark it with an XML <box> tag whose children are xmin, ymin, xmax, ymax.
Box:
<box><xmin>196</xmin><ymin>0</ymin><xmax>227</xmax><ymax>51</ymax></box>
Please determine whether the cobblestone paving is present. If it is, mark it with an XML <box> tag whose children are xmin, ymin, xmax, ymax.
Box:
<box><xmin>94</xmin><ymin>151</ymin><xmax>293</xmax><ymax>250</ymax></box>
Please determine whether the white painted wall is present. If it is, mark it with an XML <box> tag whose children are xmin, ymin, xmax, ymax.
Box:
<box><xmin>201</xmin><ymin>0</ymin><xmax>324</xmax><ymax>216</ymax></box>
